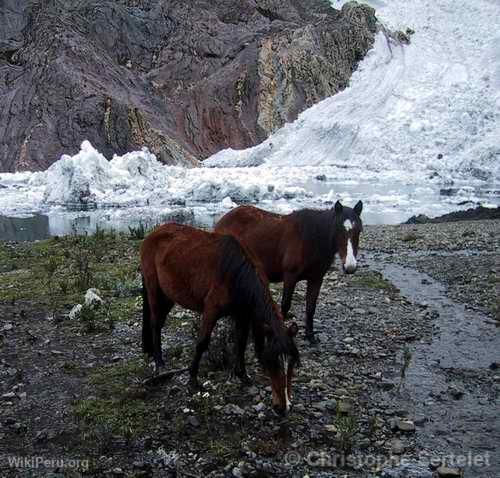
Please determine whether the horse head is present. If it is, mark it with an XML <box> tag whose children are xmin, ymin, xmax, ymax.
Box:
<box><xmin>260</xmin><ymin>320</ymin><xmax>299</xmax><ymax>415</ymax></box>
<box><xmin>334</xmin><ymin>200</ymin><xmax>363</xmax><ymax>274</ymax></box>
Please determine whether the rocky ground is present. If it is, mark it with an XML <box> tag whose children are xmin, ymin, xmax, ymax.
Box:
<box><xmin>0</xmin><ymin>219</ymin><xmax>498</xmax><ymax>477</ymax></box>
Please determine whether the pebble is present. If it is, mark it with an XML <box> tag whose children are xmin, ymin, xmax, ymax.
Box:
<box><xmin>436</xmin><ymin>466</ymin><xmax>462</xmax><ymax>477</ymax></box>
<box><xmin>324</xmin><ymin>424</ymin><xmax>338</xmax><ymax>433</ymax></box>
<box><xmin>390</xmin><ymin>438</ymin><xmax>405</xmax><ymax>455</ymax></box>
<box><xmin>253</xmin><ymin>402</ymin><xmax>266</xmax><ymax>413</ymax></box>
<box><xmin>223</xmin><ymin>404</ymin><xmax>245</xmax><ymax>416</ymax></box>
<box><xmin>395</xmin><ymin>419</ymin><xmax>416</xmax><ymax>432</ymax></box>
<box><xmin>187</xmin><ymin>416</ymin><xmax>200</xmax><ymax>427</ymax></box>
<box><xmin>447</xmin><ymin>385</ymin><xmax>464</xmax><ymax>399</ymax></box>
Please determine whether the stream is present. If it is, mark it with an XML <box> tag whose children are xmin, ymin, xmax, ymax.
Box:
<box><xmin>366</xmin><ymin>253</ymin><xmax>499</xmax><ymax>476</ymax></box>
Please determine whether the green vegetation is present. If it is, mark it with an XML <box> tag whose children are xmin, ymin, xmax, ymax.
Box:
<box><xmin>350</xmin><ymin>271</ymin><xmax>393</xmax><ymax>290</ymax></box>
<box><xmin>335</xmin><ymin>407</ymin><xmax>359</xmax><ymax>456</ymax></box>
<box><xmin>0</xmin><ymin>230</ymin><xmax>141</xmax><ymax>330</ymax></box>
<box><xmin>74</xmin><ymin>359</ymin><xmax>151</xmax><ymax>441</ymax></box>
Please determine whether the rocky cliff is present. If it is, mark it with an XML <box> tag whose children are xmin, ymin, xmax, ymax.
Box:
<box><xmin>0</xmin><ymin>0</ymin><xmax>377</xmax><ymax>172</ymax></box>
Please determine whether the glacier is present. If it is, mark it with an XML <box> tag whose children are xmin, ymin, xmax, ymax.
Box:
<box><xmin>0</xmin><ymin>0</ymin><xmax>499</xmax><ymax>231</ymax></box>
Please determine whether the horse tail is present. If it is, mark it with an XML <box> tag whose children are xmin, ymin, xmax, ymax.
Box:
<box><xmin>141</xmin><ymin>273</ymin><xmax>153</xmax><ymax>355</ymax></box>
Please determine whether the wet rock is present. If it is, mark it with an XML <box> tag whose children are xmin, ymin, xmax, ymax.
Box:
<box><xmin>186</xmin><ymin>416</ymin><xmax>200</xmax><ymax>428</ymax></box>
<box><xmin>253</xmin><ymin>402</ymin><xmax>266</xmax><ymax>413</ymax></box>
<box><xmin>313</xmin><ymin>399</ymin><xmax>337</xmax><ymax>411</ymax></box>
<box><xmin>436</xmin><ymin>466</ymin><xmax>462</xmax><ymax>477</ymax></box>
<box><xmin>223</xmin><ymin>404</ymin><xmax>245</xmax><ymax>416</ymax></box>
<box><xmin>382</xmin><ymin>462</ymin><xmax>433</xmax><ymax>478</ymax></box>
<box><xmin>390</xmin><ymin>438</ymin><xmax>405</xmax><ymax>455</ymax></box>
<box><xmin>396</xmin><ymin>419</ymin><xmax>416</xmax><ymax>432</ymax></box>
<box><xmin>447</xmin><ymin>385</ymin><xmax>464</xmax><ymax>399</ymax></box>
<box><xmin>324</xmin><ymin>424</ymin><xmax>338</xmax><ymax>433</ymax></box>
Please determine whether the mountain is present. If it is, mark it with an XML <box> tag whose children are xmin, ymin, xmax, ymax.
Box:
<box><xmin>0</xmin><ymin>0</ymin><xmax>377</xmax><ymax>172</ymax></box>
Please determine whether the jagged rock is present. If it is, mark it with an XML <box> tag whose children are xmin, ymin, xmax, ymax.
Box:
<box><xmin>0</xmin><ymin>0</ymin><xmax>377</xmax><ymax>172</ymax></box>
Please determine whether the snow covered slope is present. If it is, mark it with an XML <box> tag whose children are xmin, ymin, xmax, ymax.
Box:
<box><xmin>207</xmin><ymin>0</ymin><xmax>500</xmax><ymax>182</ymax></box>
<box><xmin>0</xmin><ymin>0</ymin><xmax>499</xmax><ymax>226</ymax></box>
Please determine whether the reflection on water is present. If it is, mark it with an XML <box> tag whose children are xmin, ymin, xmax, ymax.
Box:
<box><xmin>0</xmin><ymin>215</ymin><xmax>50</xmax><ymax>241</ymax></box>
<box><xmin>0</xmin><ymin>209</ymin><xmax>222</xmax><ymax>242</ymax></box>
<box><xmin>0</xmin><ymin>181</ymin><xmax>497</xmax><ymax>242</ymax></box>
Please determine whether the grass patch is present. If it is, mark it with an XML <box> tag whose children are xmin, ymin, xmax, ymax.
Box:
<box><xmin>74</xmin><ymin>359</ymin><xmax>152</xmax><ymax>441</ymax></box>
<box><xmin>0</xmin><ymin>231</ymin><xmax>141</xmax><ymax>318</ymax></box>
<box><xmin>350</xmin><ymin>271</ymin><xmax>392</xmax><ymax>290</ymax></box>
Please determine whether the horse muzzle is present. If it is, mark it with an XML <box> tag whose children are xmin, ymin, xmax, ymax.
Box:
<box><xmin>272</xmin><ymin>404</ymin><xmax>289</xmax><ymax>416</ymax></box>
<box><xmin>342</xmin><ymin>263</ymin><xmax>357</xmax><ymax>274</ymax></box>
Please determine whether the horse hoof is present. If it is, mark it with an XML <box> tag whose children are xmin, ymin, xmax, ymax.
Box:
<box><xmin>188</xmin><ymin>379</ymin><xmax>204</xmax><ymax>392</ymax></box>
<box><xmin>153</xmin><ymin>362</ymin><xmax>165</xmax><ymax>376</ymax></box>
<box><xmin>305</xmin><ymin>334</ymin><xmax>319</xmax><ymax>345</ymax></box>
<box><xmin>239</xmin><ymin>373</ymin><xmax>252</xmax><ymax>386</ymax></box>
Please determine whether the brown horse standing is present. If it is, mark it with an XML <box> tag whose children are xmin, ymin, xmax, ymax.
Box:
<box><xmin>215</xmin><ymin>201</ymin><xmax>363</xmax><ymax>343</ymax></box>
<box><xmin>140</xmin><ymin>223</ymin><xmax>299</xmax><ymax>413</ymax></box>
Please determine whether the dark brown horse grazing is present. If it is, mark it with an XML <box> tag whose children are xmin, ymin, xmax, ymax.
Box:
<box><xmin>215</xmin><ymin>200</ymin><xmax>363</xmax><ymax>343</ymax></box>
<box><xmin>140</xmin><ymin>223</ymin><xmax>299</xmax><ymax>413</ymax></box>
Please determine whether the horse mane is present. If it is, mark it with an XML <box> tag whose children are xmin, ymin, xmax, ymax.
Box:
<box><xmin>290</xmin><ymin>208</ymin><xmax>338</xmax><ymax>260</ymax></box>
<box><xmin>217</xmin><ymin>235</ymin><xmax>299</xmax><ymax>370</ymax></box>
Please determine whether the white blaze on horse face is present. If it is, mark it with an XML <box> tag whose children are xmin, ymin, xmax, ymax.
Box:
<box><xmin>282</xmin><ymin>354</ymin><xmax>291</xmax><ymax>411</ymax></box>
<box><xmin>343</xmin><ymin>219</ymin><xmax>353</xmax><ymax>231</ymax></box>
<box><xmin>344</xmin><ymin>238</ymin><xmax>357</xmax><ymax>271</ymax></box>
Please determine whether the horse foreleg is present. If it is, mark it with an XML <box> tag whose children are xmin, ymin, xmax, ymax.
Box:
<box><xmin>305</xmin><ymin>278</ymin><xmax>323</xmax><ymax>344</ymax></box>
<box><xmin>281</xmin><ymin>274</ymin><xmax>298</xmax><ymax>319</ymax></box>
<box><xmin>189</xmin><ymin>305</ymin><xmax>219</xmax><ymax>390</ymax></box>
<box><xmin>147</xmin><ymin>288</ymin><xmax>174</xmax><ymax>374</ymax></box>
<box><xmin>233</xmin><ymin>319</ymin><xmax>251</xmax><ymax>385</ymax></box>
<box><xmin>147</xmin><ymin>289</ymin><xmax>169</xmax><ymax>373</ymax></box>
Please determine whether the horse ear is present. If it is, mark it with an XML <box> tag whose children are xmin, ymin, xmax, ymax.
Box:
<box><xmin>334</xmin><ymin>200</ymin><xmax>343</xmax><ymax>214</ymax></box>
<box><xmin>287</xmin><ymin>322</ymin><xmax>298</xmax><ymax>337</ymax></box>
<box><xmin>354</xmin><ymin>200</ymin><xmax>363</xmax><ymax>217</ymax></box>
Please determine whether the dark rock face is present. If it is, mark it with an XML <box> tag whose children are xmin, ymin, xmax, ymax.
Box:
<box><xmin>0</xmin><ymin>0</ymin><xmax>377</xmax><ymax>172</ymax></box>
<box><xmin>405</xmin><ymin>206</ymin><xmax>500</xmax><ymax>224</ymax></box>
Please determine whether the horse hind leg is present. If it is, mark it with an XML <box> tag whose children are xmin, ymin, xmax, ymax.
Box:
<box><xmin>147</xmin><ymin>286</ymin><xmax>174</xmax><ymax>374</ymax></box>
<box><xmin>232</xmin><ymin>318</ymin><xmax>251</xmax><ymax>385</ymax></box>
<box><xmin>189</xmin><ymin>302</ymin><xmax>220</xmax><ymax>390</ymax></box>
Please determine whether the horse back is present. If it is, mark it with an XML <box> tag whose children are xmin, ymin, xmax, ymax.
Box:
<box><xmin>140</xmin><ymin>224</ymin><xmax>230</xmax><ymax>312</ymax></box>
<box><xmin>215</xmin><ymin>206</ymin><xmax>305</xmax><ymax>282</ymax></box>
